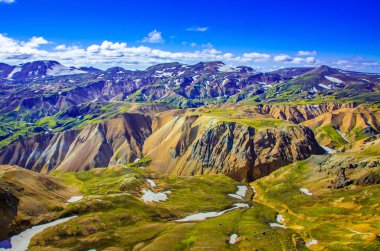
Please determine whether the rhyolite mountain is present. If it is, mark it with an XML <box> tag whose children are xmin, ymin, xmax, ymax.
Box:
<box><xmin>0</xmin><ymin>61</ymin><xmax>379</xmax><ymax>180</ymax></box>
<box><xmin>1</xmin><ymin>61</ymin><xmax>379</xmax><ymax>116</ymax></box>
<box><xmin>0</xmin><ymin>60</ymin><xmax>91</xmax><ymax>80</ymax></box>
<box><xmin>0</xmin><ymin>60</ymin><xmax>379</xmax><ymax>250</ymax></box>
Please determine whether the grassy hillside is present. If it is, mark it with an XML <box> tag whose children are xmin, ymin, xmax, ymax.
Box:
<box><xmin>20</xmin><ymin>162</ymin><xmax>309</xmax><ymax>251</ymax></box>
<box><xmin>251</xmin><ymin>137</ymin><xmax>380</xmax><ymax>250</ymax></box>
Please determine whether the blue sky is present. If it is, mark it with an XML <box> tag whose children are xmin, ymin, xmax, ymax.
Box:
<box><xmin>0</xmin><ymin>0</ymin><xmax>379</xmax><ymax>72</ymax></box>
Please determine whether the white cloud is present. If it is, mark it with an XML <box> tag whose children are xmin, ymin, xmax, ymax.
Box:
<box><xmin>0</xmin><ymin>34</ymin><xmax>378</xmax><ymax>72</ymax></box>
<box><xmin>242</xmin><ymin>52</ymin><xmax>271</xmax><ymax>62</ymax></box>
<box><xmin>274</xmin><ymin>55</ymin><xmax>293</xmax><ymax>62</ymax></box>
<box><xmin>292</xmin><ymin>57</ymin><xmax>304</xmax><ymax>64</ymax></box>
<box><xmin>54</xmin><ymin>45</ymin><xmax>67</xmax><ymax>51</ymax></box>
<box><xmin>274</xmin><ymin>54</ymin><xmax>317</xmax><ymax>64</ymax></box>
<box><xmin>305</xmin><ymin>57</ymin><xmax>316</xmax><ymax>63</ymax></box>
<box><xmin>223</xmin><ymin>53</ymin><xmax>234</xmax><ymax>59</ymax></box>
<box><xmin>297</xmin><ymin>50</ymin><xmax>317</xmax><ymax>56</ymax></box>
<box><xmin>0</xmin><ymin>34</ymin><xmax>48</xmax><ymax>60</ymax></box>
<box><xmin>0</xmin><ymin>0</ymin><xmax>15</xmax><ymax>3</ymax></box>
<box><xmin>142</xmin><ymin>30</ymin><xmax>164</xmax><ymax>43</ymax></box>
<box><xmin>201</xmin><ymin>42</ymin><xmax>213</xmax><ymax>49</ymax></box>
<box><xmin>187</xmin><ymin>26</ymin><xmax>208</xmax><ymax>32</ymax></box>
<box><xmin>24</xmin><ymin>36</ymin><xmax>49</xmax><ymax>48</ymax></box>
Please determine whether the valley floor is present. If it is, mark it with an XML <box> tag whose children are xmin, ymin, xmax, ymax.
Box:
<box><xmin>0</xmin><ymin>103</ymin><xmax>379</xmax><ymax>250</ymax></box>
<box><xmin>1</xmin><ymin>144</ymin><xmax>379</xmax><ymax>251</ymax></box>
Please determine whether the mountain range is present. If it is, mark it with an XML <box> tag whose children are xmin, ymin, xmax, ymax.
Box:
<box><xmin>0</xmin><ymin>60</ymin><xmax>379</xmax><ymax>251</ymax></box>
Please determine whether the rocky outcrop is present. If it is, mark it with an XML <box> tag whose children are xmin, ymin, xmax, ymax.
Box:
<box><xmin>260</xmin><ymin>103</ymin><xmax>356</xmax><ymax>123</ymax></box>
<box><xmin>144</xmin><ymin>115</ymin><xmax>324</xmax><ymax>181</ymax></box>
<box><xmin>189</xmin><ymin>122</ymin><xmax>255</xmax><ymax>181</ymax></box>
<box><xmin>0</xmin><ymin>113</ymin><xmax>152</xmax><ymax>172</ymax></box>
<box><xmin>199</xmin><ymin>102</ymin><xmax>357</xmax><ymax>124</ymax></box>
<box><xmin>0</xmin><ymin>188</ymin><xmax>18</xmax><ymax>240</ymax></box>
<box><xmin>0</xmin><ymin>165</ymin><xmax>76</xmax><ymax>240</ymax></box>
<box><xmin>302</xmin><ymin>106</ymin><xmax>380</xmax><ymax>146</ymax></box>
<box><xmin>251</xmin><ymin>126</ymin><xmax>324</xmax><ymax>180</ymax></box>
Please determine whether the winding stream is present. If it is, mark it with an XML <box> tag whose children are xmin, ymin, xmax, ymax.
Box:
<box><xmin>0</xmin><ymin>216</ymin><xmax>77</xmax><ymax>251</ymax></box>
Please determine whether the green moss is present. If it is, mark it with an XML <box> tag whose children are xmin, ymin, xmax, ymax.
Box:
<box><xmin>226</xmin><ymin>118</ymin><xmax>289</xmax><ymax>129</ymax></box>
<box><xmin>54</xmin><ymin>166</ymin><xmax>147</xmax><ymax>195</ymax></box>
<box><xmin>316</xmin><ymin>125</ymin><xmax>348</xmax><ymax>147</ymax></box>
<box><xmin>32</xmin><ymin>168</ymin><xmax>306</xmax><ymax>251</ymax></box>
<box><xmin>195</xmin><ymin>108</ymin><xmax>237</xmax><ymax>117</ymax></box>
<box><xmin>252</xmin><ymin>155</ymin><xmax>380</xmax><ymax>251</ymax></box>
<box><xmin>36</xmin><ymin>116</ymin><xmax>58</xmax><ymax>127</ymax></box>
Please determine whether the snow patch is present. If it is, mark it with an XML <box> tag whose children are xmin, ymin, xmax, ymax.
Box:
<box><xmin>269</xmin><ymin>213</ymin><xmax>287</xmax><ymax>228</ymax></box>
<box><xmin>176</xmin><ymin>203</ymin><xmax>249</xmax><ymax>222</ymax></box>
<box><xmin>154</xmin><ymin>71</ymin><xmax>173</xmax><ymax>78</ymax></box>
<box><xmin>324</xmin><ymin>76</ymin><xmax>343</xmax><ymax>84</ymax></box>
<box><xmin>318</xmin><ymin>84</ymin><xmax>332</xmax><ymax>89</ymax></box>
<box><xmin>228</xmin><ymin>185</ymin><xmax>248</xmax><ymax>200</ymax></box>
<box><xmin>142</xmin><ymin>189</ymin><xmax>171</xmax><ymax>202</ymax></box>
<box><xmin>269</xmin><ymin>223</ymin><xmax>287</xmax><ymax>228</ymax></box>
<box><xmin>146</xmin><ymin>179</ymin><xmax>157</xmax><ymax>188</ymax></box>
<box><xmin>47</xmin><ymin>64</ymin><xmax>85</xmax><ymax>76</ymax></box>
<box><xmin>6</xmin><ymin>67</ymin><xmax>21</xmax><ymax>79</ymax></box>
<box><xmin>218</xmin><ymin>65</ymin><xmax>238</xmax><ymax>73</ymax></box>
<box><xmin>305</xmin><ymin>239</ymin><xmax>318</xmax><ymax>247</ymax></box>
<box><xmin>276</xmin><ymin>214</ymin><xmax>285</xmax><ymax>224</ymax></box>
<box><xmin>229</xmin><ymin>234</ymin><xmax>238</xmax><ymax>244</ymax></box>
<box><xmin>228</xmin><ymin>194</ymin><xmax>243</xmax><ymax>199</ymax></box>
<box><xmin>300</xmin><ymin>188</ymin><xmax>313</xmax><ymax>196</ymax></box>
<box><xmin>66</xmin><ymin>196</ymin><xmax>83</xmax><ymax>203</ymax></box>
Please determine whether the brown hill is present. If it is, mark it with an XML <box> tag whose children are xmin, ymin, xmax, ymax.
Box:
<box><xmin>144</xmin><ymin>114</ymin><xmax>324</xmax><ymax>181</ymax></box>
<box><xmin>302</xmin><ymin>106</ymin><xmax>380</xmax><ymax>147</ymax></box>
<box><xmin>0</xmin><ymin>113</ymin><xmax>152</xmax><ymax>173</ymax></box>
<box><xmin>0</xmin><ymin>165</ymin><xmax>77</xmax><ymax>240</ymax></box>
<box><xmin>0</xmin><ymin>103</ymin><xmax>366</xmax><ymax>180</ymax></box>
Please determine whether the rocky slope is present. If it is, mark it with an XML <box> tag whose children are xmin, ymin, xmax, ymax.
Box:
<box><xmin>0</xmin><ymin>165</ymin><xmax>77</xmax><ymax>240</ymax></box>
<box><xmin>205</xmin><ymin>102</ymin><xmax>356</xmax><ymax>123</ymax></box>
<box><xmin>0</xmin><ymin>187</ymin><xmax>18</xmax><ymax>241</ymax></box>
<box><xmin>1</xmin><ymin>102</ymin><xmax>378</xmax><ymax>181</ymax></box>
<box><xmin>1</xmin><ymin>60</ymin><xmax>89</xmax><ymax>81</ymax></box>
<box><xmin>144</xmin><ymin>114</ymin><xmax>324</xmax><ymax>181</ymax></box>
<box><xmin>252</xmin><ymin>135</ymin><xmax>380</xmax><ymax>250</ymax></box>
<box><xmin>1</xmin><ymin>61</ymin><xmax>379</xmax><ymax>125</ymax></box>
<box><xmin>9</xmin><ymin>135</ymin><xmax>379</xmax><ymax>251</ymax></box>
<box><xmin>0</xmin><ymin>113</ymin><xmax>152</xmax><ymax>172</ymax></box>
<box><xmin>302</xmin><ymin>106</ymin><xmax>380</xmax><ymax>147</ymax></box>
<box><xmin>0</xmin><ymin>105</ymin><xmax>326</xmax><ymax>181</ymax></box>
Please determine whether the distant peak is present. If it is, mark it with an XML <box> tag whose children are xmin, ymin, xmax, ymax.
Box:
<box><xmin>206</xmin><ymin>61</ymin><xmax>225</xmax><ymax>65</ymax></box>
<box><xmin>146</xmin><ymin>62</ymin><xmax>183</xmax><ymax>71</ymax></box>
<box><xmin>306</xmin><ymin>65</ymin><xmax>338</xmax><ymax>75</ymax></box>
<box><xmin>316</xmin><ymin>65</ymin><xmax>331</xmax><ymax>70</ymax></box>
<box><xmin>31</xmin><ymin>60</ymin><xmax>61</xmax><ymax>65</ymax></box>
